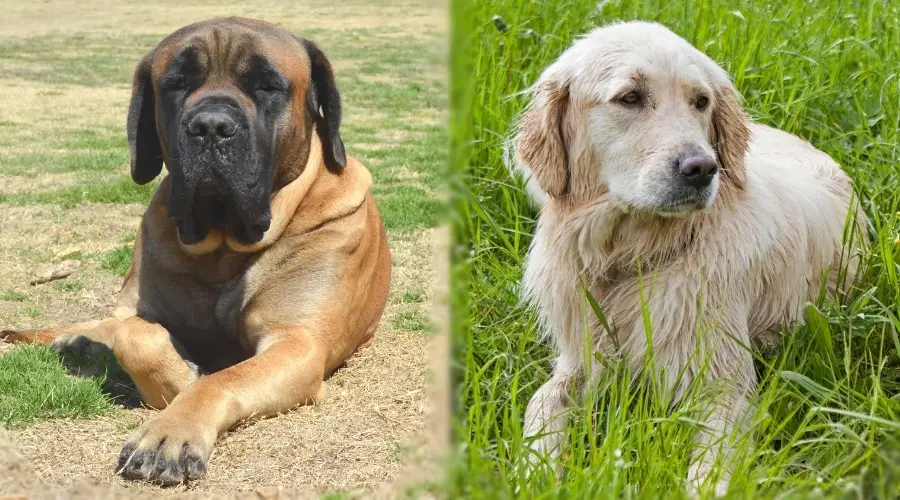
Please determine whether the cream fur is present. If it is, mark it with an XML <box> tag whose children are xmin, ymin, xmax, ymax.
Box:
<box><xmin>512</xmin><ymin>22</ymin><xmax>867</xmax><ymax>496</ymax></box>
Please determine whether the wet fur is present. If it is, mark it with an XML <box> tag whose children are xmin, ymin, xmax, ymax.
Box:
<box><xmin>511</xmin><ymin>21</ymin><xmax>866</xmax><ymax>495</ymax></box>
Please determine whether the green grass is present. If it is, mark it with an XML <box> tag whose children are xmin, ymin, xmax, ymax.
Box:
<box><xmin>392</xmin><ymin>310</ymin><xmax>430</xmax><ymax>333</ymax></box>
<box><xmin>451</xmin><ymin>0</ymin><xmax>900</xmax><ymax>498</ymax></box>
<box><xmin>0</xmin><ymin>289</ymin><xmax>27</xmax><ymax>302</ymax></box>
<box><xmin>0</xmin><ymin>149</ymin><xmax>129</xmax><ymax>176</ymax></box>
<box><xmin>0</xmin><ymin>345</ymin><xmax>115</xmax><ymax>429</ymax></box>
<box><xmin>53</xmin><ymin>280</ymin><xmax>85</xmax><ymax>293</ymax></box>
<box><xmin>21</xmin><ymin>307</ymin><xmax>41</xmax><ymax>319</ymax></box>
<box><xmin>100</xmin><ymin>245</ymin><xmax>133</xmax><ymax>278</ymax></box>
<box><xmin>0</xmin><ymin>177</ymin><xmax>158</xmax><ymax>208</ymax></box>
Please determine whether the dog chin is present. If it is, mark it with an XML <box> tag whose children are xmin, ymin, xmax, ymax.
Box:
<box><xmin>172</xmin><ymin>192</ymin><xmax>271</xmax><ymax>246</ymax></box>
<box><xmin>645</xmin><ymin>191</ymin><xmax>717</xmax><ymax>218</ymax></box>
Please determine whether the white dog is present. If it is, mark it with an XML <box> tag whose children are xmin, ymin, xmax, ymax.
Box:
<box><xmin>510</xmin><ymin>21</ymin><xmax>866</xmax><ymax>495</ymax></box>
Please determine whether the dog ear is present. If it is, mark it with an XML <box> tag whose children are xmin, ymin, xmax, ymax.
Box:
<box><xmin>127</xmin><ymin>52</ymin><xmax>163</xmax><ymax>185</ymax></box>
<box><xmin>515</xmin><ymin>78</ymin><xmax>570</xmax><ymax>199</ymax></box>
<box><xmin>711</xmin><ymin>83</ymin><xmax>750</xmax><ymax>190</ymax></box>
<box><xmin>302</xmin><ymin>39</ymin><xmax>346</xmax><ymax>172</ymax></box>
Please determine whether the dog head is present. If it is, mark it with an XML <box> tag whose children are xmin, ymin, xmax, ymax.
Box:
<box><xmin>516</xmin><ymin>21</ymin><xmax>749</xmax><ymax>215</ymax></box>
<box><xmin>127</xmin><ymin>17</ymin><xmax>345</xmax><ymax>245</ymax></box>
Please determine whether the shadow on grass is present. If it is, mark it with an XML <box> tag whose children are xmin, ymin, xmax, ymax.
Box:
<box><xmin>0</xmin><ymin>343</ymin><xmax>141</xmax><ymax>430</ymax></box>
<box><xmin>53</xmin><ymin>341</ymin><xmax>143</xmax><ymax>409</ymax></box>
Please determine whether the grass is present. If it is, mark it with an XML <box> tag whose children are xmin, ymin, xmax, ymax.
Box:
<box><xmin>451</xmin><ymin>0</ymin><xmax>900</xmax><ymax>498</ymax></box>
<box><xmin>100</xmin><ymin>245</ymin><xmax>133</xmax><ymax>278</ymax></box>
<box><xmin>0</xmin><ymin>345</ymin><xmax>115</xmax><ymax>429</ymax></box>
<box><xmin>0</xmin><ymin>289</ymin><xmax>28</xmax><ymax>302</ymax></box>
<box><xmin>0</xmin><ymin>178</ymin><xmax>158</xmax><ymax>208</ymax></box>
<box><xmin>53</xmin><ymin>280</ymin><xmax>85</xmax><ymax>293</ymax></box>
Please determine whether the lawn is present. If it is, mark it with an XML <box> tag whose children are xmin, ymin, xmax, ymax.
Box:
<box><xmin>452</xmin><ymin>0</ymin><xmax>900</xmax><ymax>498</ymax></box>
<box><xmin>0</xmin><ymin>0</ymin><xmax>444</xmax><ymax>495</ymax></box>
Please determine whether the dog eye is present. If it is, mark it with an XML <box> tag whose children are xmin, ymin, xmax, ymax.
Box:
<box><xmin>617</xmin><ymin>91</ymin><xmax>642</xmax><ymax>106</ymax></box>
<box><xmin>164</xmin><ymin>77</ymin><xmax>187</xmax><ymax>91</ymax></box>
<box><xmin>695</xmin><ymin>94</ymin><xmax>710</xmax><ymax>111</ymax></box>
<box><xmin>256</xmin><ymin>81</ymin><xmax>282</xmax><ymax>92</ymax></box>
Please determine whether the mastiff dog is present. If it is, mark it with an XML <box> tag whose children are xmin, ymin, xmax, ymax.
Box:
<box><xmin>1</xmin><ymin>17</ymin><xmax>391</xmax><ymax>485</ymax></box>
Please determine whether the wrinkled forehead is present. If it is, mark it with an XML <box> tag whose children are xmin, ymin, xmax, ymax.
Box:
<box><xmin>150</xmin><ymin>25</ymin><xmax>310</xmax><ymax>83</ymax></box>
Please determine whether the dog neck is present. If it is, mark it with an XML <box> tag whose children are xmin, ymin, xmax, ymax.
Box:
<box><xmin>178</xmin><ymin>133</ymin><xmax>324</xmax><ymax>256</ymax></box>
<box><xmin>544</xmin><ymin>196</ymin><xmax>713</xmax><ymax>282</ymax></box>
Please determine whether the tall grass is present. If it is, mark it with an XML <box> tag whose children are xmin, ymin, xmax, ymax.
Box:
<box><xmin>451</xmin><ymin>0</ymin><xmax>900</xmax><ymax>497</ymax></box>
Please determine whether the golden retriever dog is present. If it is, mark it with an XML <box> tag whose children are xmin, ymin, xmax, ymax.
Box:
<box><xmin>510</xmin><ymin>21</ymin><xmax>866</xmax><ymax>495</ymax></box>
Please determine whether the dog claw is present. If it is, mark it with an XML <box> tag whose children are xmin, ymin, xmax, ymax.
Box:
<box><xmin>117</xmin><ymin>432</ymin><xmax>209</xmax><ymax>485</ymax></box>
<box><xmin>0</xmin><ymin>329</ymin><xmax>28</xmax><ymax>343</ymax></box>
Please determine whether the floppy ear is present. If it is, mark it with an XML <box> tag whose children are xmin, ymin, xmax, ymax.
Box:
<box><xmin>515</xmin><ymin>78</ymin><xmax>570</xmax><ymax>198</ymax></box>
<box><xmin>301</xmin><ymin>39</ymin><xmax>346</xmax><ymax>172</ymax></box>
<box><xmin>711</xmin><ymin>83</ymin><xmax>750</xmax><ymax>190</ymax></box>
<box><xmin>127</xmin><ymin>53</ymin><xmax>163</xmax><ymax>185</ymax></box>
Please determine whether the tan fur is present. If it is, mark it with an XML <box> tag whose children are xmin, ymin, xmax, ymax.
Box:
<box><xmin>512</xmin><ymin>22</ymin><xmax>867</xmax><ymax>496</ymax></box>
<box><xmin>711</xmin><ymin>84</ymin><xmax>750</xmax><ymax>190</ymax></box>
<box><xmin>516</xmin><ymin>79</ymin><xmax>571</xmax><ymax>198</ymax></box>
<box><xmin>1</xmin><ymin>18</ymin><xmax>391</xmax><ymax>486</ymax></box>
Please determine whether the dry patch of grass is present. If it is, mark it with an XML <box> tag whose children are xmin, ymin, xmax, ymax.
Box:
<box><xmin>0</xmin><ymin>0</ymin><xmax>446</xmax><ymax>39</ymax></box>
<box><xmin>0</xmin><ymin>172</ymin><xmax>80</xmax><ymax>195</ymax></box>
<box><xmin>0</xmin><ymin>80</ymin><xmax>127</xmax><ymax>150</ymax></box>
<box><xmin>6</xmin><ymin>229</ymin><xmax>436</xmax><ymax>496</ymax></box>
<box><xmin>0</xmin><ymin>204</ymin><xmax>142</xmax><ymax>330</ymax></box>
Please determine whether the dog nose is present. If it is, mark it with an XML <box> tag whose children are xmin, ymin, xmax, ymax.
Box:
<box><xmin>251</xmin><ymin>213</ymin><xmax>271</xmax><ymax>233</ymax></box>
<box><xmin>187</xmin><ymin>110</ymin><xmax>238</xmax><ymax>140</ymax></box>
<box><xmin>677</xmin><ymin>154</ymin><xmax>718</xmax><ymax>188</ymax></box>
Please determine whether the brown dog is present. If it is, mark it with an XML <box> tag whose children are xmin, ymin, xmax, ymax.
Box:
<box><xmin>1</xmin><ymin>17</ymin><xmax>391</xmax><ymax>485</ymax></box>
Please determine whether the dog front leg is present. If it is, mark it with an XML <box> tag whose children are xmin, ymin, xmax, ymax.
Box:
<box><xmin>2</xmin><ymin>316</ymin><xmax>199</xmax><ymax>409</ymax></box>
<box><xmin>685</xmin><ymin>340</ymin><xmax>756</xmax><ymax>498</ymax></box>
<box><xmin>523</xmin><ymin>354</ymin><xmax>582</xmax><ymax>476</ymax></box>
<box><xmin>116</xmin><ymin>330</ymin><xmax>326</xmax><ymax>485</ymax></box>
<box><xmin>104</xmin><ymin>316</ymin><xmax>201</xmax><ymax>409</ymax></box>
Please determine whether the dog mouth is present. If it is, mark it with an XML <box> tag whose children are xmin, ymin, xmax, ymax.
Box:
<box><xmin>642</xmin><ymin>187</ymin><xmax>717</xmax><ymax>217</ymax></box>
<box><xmin>170</xmin><ymin>182</ymin><xmax>272</xmax><ymax>246</ymax></box>
<box><xmin>168</xmin><ymin>150</ymin><xmax>273</xmax><ymax>246</ymax></box>
<box><xmin>166</xmin><ymin>107</ymin><xmax>275</xmax><ymax>246</ymax></box>
<box><xmin>657</xmin><ymin>198</ymin><xmax>709</xmax><ymax>216</ymax></box>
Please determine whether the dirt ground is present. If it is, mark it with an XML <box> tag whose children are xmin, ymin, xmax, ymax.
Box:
<box><xmin>0</xmin><ymin>205</ymin><xmax>446</xmax><ymax>497</ymax></box>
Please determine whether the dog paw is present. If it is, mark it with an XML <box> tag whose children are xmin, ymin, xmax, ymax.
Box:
<box><xmin>522</xmin><ymin>437</ymin><xmax>565</xmax><ymax>480</ymax></box>
<box><xmin>117</xmin><ymin>414</ymin><xmax>215</xmax><ymax>485</ymax></box>
<box><xmin>687</xmin><ymin>463</ymin><xmax>730</xmax><ymax>498</ymax></box>
<box><xmin>1</xmin><ymin>329</ymin><xmax>43</xmax><ymax>344</ymax></box>
<box><xmin>50</xmin><ymin>332</ymin><xmax>114</xmax><ymax>357</ymax></box>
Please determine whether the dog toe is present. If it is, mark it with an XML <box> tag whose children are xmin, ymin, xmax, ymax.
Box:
<box><xmin>119</xmin><ymin>445</ymin><xmax>158</xmax><ymax>480</ymax></box>
<box><xmin>153</xmin><ymin>454</ymin><xmax>185</xmax><ymax>486</ymax></box>
<box><xmin>117</xmin><ymin>417</ymin><xmax>212</xmax><ymax>485</ymax></box>
<box><xmin>51</xmin><ymin>333</ymin><xmax>86</xmax><ymax>352</ymax></box>
<box><xmin>180</xmin><ymin>444</ymin><xmax>208</xmax><ymax>480</ymax></box>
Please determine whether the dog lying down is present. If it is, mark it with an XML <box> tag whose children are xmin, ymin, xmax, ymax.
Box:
<box><xmin>509</xmin><ymin>21</ymin><xmax>867</xmax><ymax>495</ymax></box>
